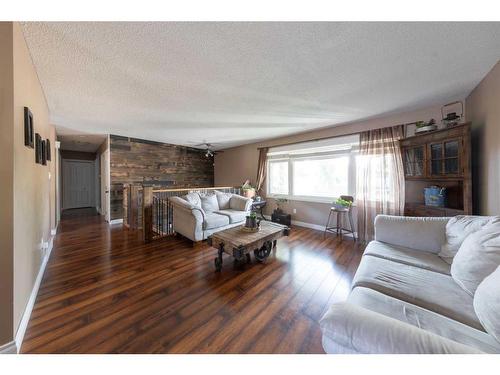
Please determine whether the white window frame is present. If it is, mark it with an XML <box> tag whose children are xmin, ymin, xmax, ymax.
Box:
<box><xmin>266</xmin><ymin>142</ymin><xmax>358</xmax><ymax>204</ymax></box>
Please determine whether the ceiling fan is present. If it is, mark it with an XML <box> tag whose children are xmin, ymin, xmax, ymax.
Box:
<box><xmin>193</xmin><ymin>142</ymin><xmax>224</xmax><ymax>158</ymax></box>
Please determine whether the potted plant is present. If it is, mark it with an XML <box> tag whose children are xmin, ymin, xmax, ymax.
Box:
<box><xmin>332</xmin><ymin>197</ymin><xmax>353</xmax><ymax>210</ymax></box>
<box><xmin>241</xmin><ymin>180</ymin><xmax>256</xmax><ymax>199</ymax></box>
<box><xmin>415</xmin><ymin>118</ymin><xmax>437</xmax><ymax>133</ymax></box>
<box><xmin>245</xmin><ymin>211</ymin><xmax>258</xmax><ymax>228</ymax></box>
<box><xmin>274</xmin><ymin>198</ymin><xmax>288</xmax><ymax>214</ymax></box>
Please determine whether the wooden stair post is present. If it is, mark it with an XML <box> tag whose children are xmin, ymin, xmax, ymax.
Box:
<box><xmin>142</xmin><ymin>186</ymin><xmax>153</xmax><ymax>243</ymax></box>
<box><xmin>122</xmin><ymin>184</ymin><xmax>129</xmax><ymax>229</ymax></box>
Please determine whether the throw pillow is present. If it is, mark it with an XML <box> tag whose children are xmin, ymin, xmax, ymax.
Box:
<box><xmin>183</xmin><ymin>192</ymin><xmax>201</xmax><ymax>208</ymax></box>
<box><xmin>230</xmin><ymin>195</ymin><xmax>249</xmax><ymax>211</ymax></box>
<box><xmin>200</xmin><ymin>194</ymin><xmax>219</xmax><ymax>213</ymax></box>
<box><xmin>439</xmin><ymin>215</ymin><xmax>493</xmax><ymax>264</ymax></box>
<box><xmin>215</xmin><ymin>190</ymin><xmax>232</xmax><ymax>210</ymax></box>
<box><xmin>474</xmin><ymin>265</ymin><xmax>500</xmax><ymax>344</ymax></box>
<box><xmin>451</xmin><ymin>219</ymin><xmax>500</xmax><ymax>296</ymax></box>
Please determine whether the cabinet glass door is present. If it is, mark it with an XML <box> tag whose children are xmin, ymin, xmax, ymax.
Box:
<box><xmin>404</xmin><ymin>146</ymin><xmax>425</xmax><ymax>177</ymax></box>
<box><xmin>429</xmin><ymin>140</ymin><xmax>461</xmax><ymax>176</ymax></box>
<box><xmin>430</xmin><ymin>143</ymin><xmax>443</xmax><ymax>175</ymax></box>
<box><xmin>444</xmin><ymin>140</ymin><xmax>460</xmax><ymax>174</ymax></box>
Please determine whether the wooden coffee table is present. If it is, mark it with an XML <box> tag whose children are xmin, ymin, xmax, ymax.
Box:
<box><xmin>207</xmin><ymin>221</ymin><xmax>290</xmax><ymax>272</ymax></box>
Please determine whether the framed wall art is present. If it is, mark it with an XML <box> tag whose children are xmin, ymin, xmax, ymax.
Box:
<box><xmin>24</xmin><ymin>107</ymin><xmax>34</xmax><ymax>148</ymax></box>
<box><xmin>46</xmin><ymin>139</ymin><xmax>51</xmax><ymax>161</ymax></box>
<box><xmin>35</xmin><ymin>133</ymin><xmax>42</xmax><ymax>164</ymax></box>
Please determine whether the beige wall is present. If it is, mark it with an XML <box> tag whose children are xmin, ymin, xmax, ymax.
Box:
<box><xmin>12</xmin><ymin>22</ymin><xmax>56</xmax><ymax>334</ymax></box>
<box><xmin>466</xmin><ymin>61</ymin><xmax>500</xmax><ymax>216</ymax></box>
<box><xmin>215</xmin><ymin>103</ymin><xmax>455</xmax><ymax>227</ymax></box>
<box><xmin>0</xmin><ymin>22</ymin><xmax>56</xmax><ymax>347</ymax></box>
<box><xmin>0</xmin><ymin>22</ymin><xmax>15</xmax><ymax>346</ymax></box>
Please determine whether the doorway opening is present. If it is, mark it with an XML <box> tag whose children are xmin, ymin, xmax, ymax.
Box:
<box><xmin>57</xmin><ymin>132</ymin><xmax>109</xmax><ymax>220</ymax></box>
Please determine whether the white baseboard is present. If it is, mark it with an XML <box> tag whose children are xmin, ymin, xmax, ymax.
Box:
<box><xmin>291</xmin><ymin>219</ymin><xmax>324</xmax><ymax>231</ymax></box>
<box><xmin>51</xmin><ymin>225</ymin><xmax>57</xmax><ymax>236</ymax></box>
<box><xmin>0</xmin><ymin>341</ymin><xmax>17</xmax><ymax>354</ymax></box>
<box><xmin>264</xmin><ymin>215</ymin><xmax>357</xmax><ymax>238</ymax></box>
<box><xmin>14</xmin><ymin>233</ymin><xmax>55</xmax><ymax>353</ymax></box>
<box><xmin>109</xmin><ymin>218</ymin><xmax>123</xmax><ymax>225</ymax></box>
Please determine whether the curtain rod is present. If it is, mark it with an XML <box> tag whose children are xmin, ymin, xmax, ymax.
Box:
<box><xmin>256</xmin><ymin>122</ymin><xmax>415</xmax><ymax>150</ymax></box>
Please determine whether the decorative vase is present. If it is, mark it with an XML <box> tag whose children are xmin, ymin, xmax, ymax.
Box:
<box><xmin>243</xmin><ymin>189</ymin><xmax>256</xmax><ymax>198</ymax></box>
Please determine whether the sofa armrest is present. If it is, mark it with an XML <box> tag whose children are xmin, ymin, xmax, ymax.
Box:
<box><xmin>374</xmin><ymin>215</ymin><xmax>449</xmax><ymax>253</ymax></box>
<box><xmin>170</xmin><ymin>196</ymin><xmax>205</xmax><ymax>242</ymax></box>
<box><xmin>229</xmin><ymin>194</ymin><xmax>252</xmax><ymax>212</ymax></box>
<box><xmin>320</xmin><ymin>303</ymin><xmax>481</xmax><ymax>354</ymax></box>
<box><xmin>170</xmin><ymin>196</ymin><xmax>206</xmax><ymax>221</ymax></box>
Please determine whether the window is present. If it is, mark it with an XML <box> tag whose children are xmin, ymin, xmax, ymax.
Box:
<box><xmin>268</xmin><ymin>160</ymin><xmax>289</xmax><ymax>195</ymax></box>
<box><xmin>267</xmin><ymin>135</ymin><xmax>359</xmax><ymax>203</ymax></box>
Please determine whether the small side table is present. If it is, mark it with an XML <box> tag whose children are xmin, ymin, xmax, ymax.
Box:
<box><xmin>251</xmin><ymin>200</ymin><xmax>267</xmax><ymax>220</ymax></box>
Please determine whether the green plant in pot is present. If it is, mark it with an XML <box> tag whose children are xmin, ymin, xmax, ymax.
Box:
<box><xmin>245</xmin><ymin>211</ymin><xmax>258</xmax><ymax>228</ymax></box>
<box><xmin>333</xmin><ymin>197</ymin><xmax>353</xmax><ymax>210</ymax></box>
<box><xmin>274</xmin><ymin>198</ymin><xmax>288</xmax><ymax>214</ymax></box>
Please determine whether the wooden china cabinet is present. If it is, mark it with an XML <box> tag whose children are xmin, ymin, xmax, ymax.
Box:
<box><xmin>400</xmin><ymin>123</ymin><xmax>472</xmax><ymax>217</ymax></box>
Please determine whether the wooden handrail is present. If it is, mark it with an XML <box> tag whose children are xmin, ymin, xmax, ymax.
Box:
<box><xmin>152</xmin><ymin>186</ymin><xmax>237</xmax><ymax>193</ymax></box>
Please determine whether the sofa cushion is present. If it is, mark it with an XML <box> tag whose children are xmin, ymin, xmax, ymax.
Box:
<box><xmin>183</xmin><ymin>192</ymin><xmax>202</xmax><ymax>208</ymax></box>
<box><xmin>229</xmin><ymin>195</ymin><xmax>251</xmax><ymax>211</ymax></box>
<box><xmin>200</xmin><ymin>194</ymin><xmax>219</xmax><ymax>213</ymax></box>
<box><xmin>352</xmin><ymin>255</ymin><xmax>482</xmax><ymax>330</ymax></box>
<box><xmin>349</xmin><ymin>287</ymin><xmax>500</xmax><ymax>353</ymax></box>
<box><xmin>451</xmin><ymin>219</ymin><xmax>500</xmax><ymax>296</ymax></box>
<box><xmin>364</xmin><ymin>240</ymin><xmax>451</xmax><ymax>275</ymax></box>
<box><xmin>203</xmin><ymin>213</ymin><xmax>230</xmax><ymax>230</ymax></box>
<box><xmin>439</xmin><ymin>215</ymin><xmax>494</xmax><ymax>264</ymax></box>
<box><xmin>215</xmin><ymin>191</ymin><xmax>232</xmax><ymax>210</ymax></box>
<box><xmin>374</xmin><ymin>215</ymin><xmax>449</xmax><ymax>254</ymax></box>
<box><xmin>320</xmin><ymin>302</ymin><xmax>481</xmax><ymax>354</ymax></box>
<box><xmin>474</xmin><ymin>266</ymin><xmax>500</xmax><ymax>344</ymax></box>
<box><xmin>215</xmin><ymin>209</ymin><xmax>247</xmax><ymax>224</ymax></box>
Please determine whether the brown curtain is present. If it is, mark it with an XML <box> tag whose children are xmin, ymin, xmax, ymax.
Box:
<box><xmin>255</xmin><ymin>147</ymin><xmax>268</xmax><ymax>192</ymax></box>
<box><xmin>356</xmin><ymin>125</ymin><xmax>405</xmax><ymax>242</ymax></box>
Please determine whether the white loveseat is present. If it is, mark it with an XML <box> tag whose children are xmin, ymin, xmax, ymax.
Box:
<box><xmin>170</xmin><ymin>191</ymin><xmax>253</xmax><ymax>242</ymax></box>
<box><xmin>320</xmin><ymin>214</ymin><xmax>500</xmax><ymax>354</ymax></box>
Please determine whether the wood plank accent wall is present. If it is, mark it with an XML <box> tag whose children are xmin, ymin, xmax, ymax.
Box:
<box><xmin>109</xmin><ymin>135</ymin><xmax>214</xmax><ymax>220</ymax></box>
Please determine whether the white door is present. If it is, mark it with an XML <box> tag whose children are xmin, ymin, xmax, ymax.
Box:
<box><xmin>62</xmin><ymin>160</ymin><xmax>95</xmax><ymax>209</ymax></box>
<box><xmin>100</xmin><ymin>149</ymin><xmax>110</xmax><ymax>222</ymax></box>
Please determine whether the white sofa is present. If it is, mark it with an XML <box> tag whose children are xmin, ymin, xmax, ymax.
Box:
<box><xmin>320</xmin><ymin>214</ymin><xmax>500</xmax><ymax>354</ymax></box>
<box><xmin>170</xmin><ymin>191</ymin><xmax>252</xmax><ymax>242</ymax></box>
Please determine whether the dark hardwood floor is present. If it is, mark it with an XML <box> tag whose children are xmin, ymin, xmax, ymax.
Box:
<box><xmin>21</xmin><ymin>214</ymin><xmax>364</xmax><ymax>353</ymax></box>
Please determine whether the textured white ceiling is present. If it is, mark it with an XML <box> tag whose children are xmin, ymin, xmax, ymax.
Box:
<box><xmin>57</xmin><ymin>125</ymin><xmax>107</xmax><ymax>152</ymax></box>
<box><xmin>22</xmin><ymin>22</ymin><xmax>500</xmax><ymax>149</ymax></box>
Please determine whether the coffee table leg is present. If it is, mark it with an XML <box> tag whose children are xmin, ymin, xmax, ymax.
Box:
<box><xmin>214</xmin><ymin>243</ymin><xmax>224</xmax><ymax>272</ymax></box>
<box><xmin>272</xmin><ymin>239</ymin><xmax>277</xmax><ymax>249</ymax></box>
<box><xmin>254</xmin><ymin>241</ymin><xmax>273</xmax><ymax>263</ymax></box>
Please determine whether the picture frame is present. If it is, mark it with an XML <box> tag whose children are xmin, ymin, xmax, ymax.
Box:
<box><xmin>24</xmin><ymin>107</ymin><xmax>34</xmax><ymax>148</ymax></box>
<box><xmin>46</xmin><ymin>139</ymin><xmax>51</xmax><ymax>161</ymax></box>
<box><xmin>35</xmin><ymin>133</ymin><xmax>42</xmax><ymax>164</ymax></box>
<box><xmin>41</xmin><ymin>140</ymin><xmax>47</xmax><ymax>165</ymax></box>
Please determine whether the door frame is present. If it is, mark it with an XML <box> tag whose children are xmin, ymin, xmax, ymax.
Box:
<box><xmin>100</xmin><ymin>148</ymin><xmax>111</xmax><ymax>222</ymax></box>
